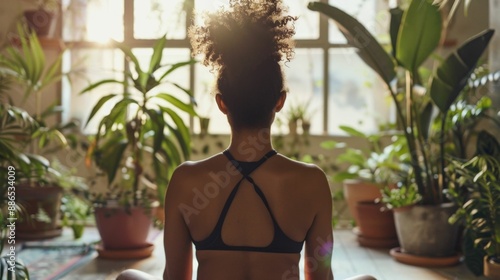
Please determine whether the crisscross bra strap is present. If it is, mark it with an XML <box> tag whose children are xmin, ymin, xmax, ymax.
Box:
<box><xmin>223</xmin><ymin>150</ymin><xmax>277</xmax><ymax>177</ymax></box>
<box><xmin>220</xmin><ymin>150</ymin><xmax>278</xmax><ymax>222</ymax></box>
<box><xmin>194</xmin><ymin>149</ymin><xmax>303</xmax><ymax>253</ymax></box>
<box><xmin>207</xmin><ymin>150</ymin><xmax>277</xmax><ymax>238</ymax></box>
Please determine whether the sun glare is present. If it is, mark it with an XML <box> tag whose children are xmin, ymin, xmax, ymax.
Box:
<box><xmin>194</xmin><ymin>0</ymin><xmax>230</xmax><ymax>14</ymax></box>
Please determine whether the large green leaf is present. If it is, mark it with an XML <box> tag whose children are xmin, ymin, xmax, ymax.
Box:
<box><xmin>154</xmin><ymin>93</ymin><xmax>197</xmax><ymax>116</ymax></box>
<box><xmin>162</xmin><ymin>106</ymin><xmax>191</xmax><ymax>156</ymax></box>
<box><xmin>158</xmin><ymin>59</ymin><xmax>197</xmax><ymax>82</ymax></box>
<box><xmin>419</xmin><ymin>101</ymin><xmax>434</xmax><ymax>140</ymax></box>
<box><xmin>430</xmin><ymin>29</ymin><xmax>494</xmax><ymax>113</ymax></box>
<box><xmin>389</xmin><ymin>7</ymin><xmax>404</xmax><ymax>60</ymax></box>
<box><xmin>113</xmin><ymin>40</ymin><xmax>143</xmax><ymax>76</ymax></box>
<box><xmin>307</xmin><ymin>2</ymin><xmax>396</xmax><ymax>85</ymax></box>
<box><xmin>149</xmin><ymin>35</ymin><xmax>167</xmax><ymax>74</ymax></box>
<box><xmin>85</xmin><ymin>94</ymin><xmax>117</xmax><ymax>126</ymax></box>
<box><xmin>396</xmin><ymin>0</ymin><xmax>442</xmax><ymax>72</ymax></box>
<box><xmin>97</xmin><ymin>136</ymin><xmax>128</xmax><ymax>184</ymax></box>
<box><xmin>339</xmin><ymin>125</ymin><xmax>366</xmax><ymax>138</ymax></box>
<box><xmin>80</xmin><ymin>79</ymin><xmax>124</xmax><ymax>94</ymax></box>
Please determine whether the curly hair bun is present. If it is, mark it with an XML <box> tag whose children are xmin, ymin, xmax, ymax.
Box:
<box><xmin>189</xmin><ymin>0</ymin><xmax>297</xmax><ymax>71</ymax></box>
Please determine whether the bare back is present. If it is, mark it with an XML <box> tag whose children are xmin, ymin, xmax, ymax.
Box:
<box><xmin>163</xmin><ymin>152</ymin><xmax>333</xmax><ymax>280</ymax></box>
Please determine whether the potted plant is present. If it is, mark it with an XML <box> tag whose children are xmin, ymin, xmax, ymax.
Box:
<box><xmin>0</xmin><ymin>100</ymin><xmax>41</xmax><ymax>279</ymax></box>
<box><xmin>50</xmin><ymin>159</ymin><xmax>90</xmax><ymax>239</ymax></box>
<box><xmin>81</xmin><ymin>35</ymin><xmax>196</xmax><ymax>257</ymax></box>
<box><xmin>324</xmin><ymin>126</ymin><xmax>407</xmax><ymax>248</ymax></box>
<box><xmin>22</xmin><ymin>0</ymin><xmax>60</xmax><ymax>37</ymax></box>
<box><xmin>308</xmin><ymin>0</ymin><xmax>495</xmax><ymax>262</ymax></box>
<box><xmin>447</xmin><ymin>131</ymin><xmax>500</xmax><ymax>278</ymax></box>
<box><xmin>0</xmin><ymin>24</ymin><xmax>77</xmax><ymax>240</ymax></box>
<box><xmin>286</xmin><ymin>100</ymin><xmax>314</xmax><ymax>135</ymax></box>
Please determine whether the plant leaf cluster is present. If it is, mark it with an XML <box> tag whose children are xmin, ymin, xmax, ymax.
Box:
<box><xmin>81</xmin><ymin>35</ymin><xmax>197</xmax><ymax>207</ymax></box>
<box><xmin>308</xmin><ymin>0</ymin><xmax>495</xmax><ymax>206</ymax></box>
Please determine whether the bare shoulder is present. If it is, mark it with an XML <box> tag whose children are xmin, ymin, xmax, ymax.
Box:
<box><xmin>167</xmin><ymin>154</ymin><xmax>224</xmax><ymax>195</ymax></box>
<box><xmin>274</xmin><ymin>154</ymin><xmax>331</xmax><ymax>194</ymax></box>
<box><xmin>275</xmin><ymin>154</ymin><xmax>328</xmax><ymax>180</ymax></box>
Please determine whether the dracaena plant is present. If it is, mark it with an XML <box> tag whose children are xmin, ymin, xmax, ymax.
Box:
<box><xmin>308</xmin><ymin>0</ymin><xmax>495</xmax><ymax>206</ymax></box>
<box><xmin>82</xmin><ymin>35</ymin><xmax>197</xmax><ymax>207</ymax></box>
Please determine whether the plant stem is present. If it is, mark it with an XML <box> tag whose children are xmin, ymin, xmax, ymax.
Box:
<box><xmin>386</xmin><ymin>78</ymin><xmax>425</xmax><ymax>201</ymax></box>
<box><xmin>438</xmin><ymin>112</ymin><xmax>447</xmax><ymax>204</ymax></box>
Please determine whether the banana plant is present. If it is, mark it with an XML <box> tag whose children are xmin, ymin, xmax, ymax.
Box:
<box><xmin>308</xmin><ymin>0</ymin><xmax>495</xmax><ymax>205</ymax></box>
<box><xmin>81</xmin><ymin>35</ymin><xmax>197</xmax><ymax>207</ymax></box>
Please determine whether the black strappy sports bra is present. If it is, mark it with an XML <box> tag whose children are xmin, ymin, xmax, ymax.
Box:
<box><xmin>192</xmin><ymin>150</ymin><xmax>304</xmax><ymax>254</ymax></box>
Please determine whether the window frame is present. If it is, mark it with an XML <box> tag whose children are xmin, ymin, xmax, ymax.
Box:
<box><xmin>64</xmin><ymin>0</ymin><xmax>388</xmax><ymax>135</ymax></box>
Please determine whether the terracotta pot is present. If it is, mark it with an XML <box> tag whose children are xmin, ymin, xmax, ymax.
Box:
<box><xmin>356</xmin><ymin>200</ymin><xmax>397</xmax><ymax>239</ymax></box>
<box><xmin>17</xmin><ymin>184</ymin><xmax>63</xmax><ymax>239</ymax></box>
<box><xmin>355</xmin><ymin>200</ymin><xmax>399</xmax><ymax>248</ymax></box>
<box><xmin>484</xmin><ymin>256</ymin><xmax>500</xmax><ymax>279</ymax></box>
<box><xmin>94</xmin><ymin>206</ymin><xmax>152</xmax><ymax>250</ymax></box>
<box><xmin>343</xmin><ymin>180</ymin><xmax>382</xmax><ymax>225</ymax></box>
<box><xmin>24</xmin><ymin>9</ymin><xmax>56</xmax><ymax>37</ymax></box>
<box><xmin>393</xmin><ymin>203</ymin><xmax>459</xmax><ymax>257</ymax></box>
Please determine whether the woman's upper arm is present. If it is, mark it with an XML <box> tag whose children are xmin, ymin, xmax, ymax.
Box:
<box><xmin>163</xmin><ymin>164</ymin><xmax>193</xmax><ymax>280</ymax></box>
<box><xmin>304</xmin><ymin>167</ymin><xmax>334</xmax><ymax>280</ymax></box>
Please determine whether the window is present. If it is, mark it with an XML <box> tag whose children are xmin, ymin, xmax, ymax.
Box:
<box><xmin>62</xmin><ymin>0</ymin><xmax>392</xmax><ymax>135</ymax></box>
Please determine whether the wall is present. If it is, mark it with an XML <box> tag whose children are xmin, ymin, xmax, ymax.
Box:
<box><xmin>0</xmin><ymin>0</ymin><xmax>494</xmax><ymax>224</ymax></box>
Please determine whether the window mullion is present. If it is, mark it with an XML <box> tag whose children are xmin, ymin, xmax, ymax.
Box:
<box><xmin>319</xmin><ymin>0</ymin><xmax>329</xmax><ymax>134</ymax></box>
<box><xmin>124</xmin><ymin>0</ymin><xmax>134</xmax><ymax>42</ymax></box>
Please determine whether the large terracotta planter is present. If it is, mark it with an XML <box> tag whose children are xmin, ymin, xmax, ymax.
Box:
<box><xmin>393</xmin><ymin>203</ymin><xmax>459</xmax><ymax>257</ymax></box>
<box><xmin>94</xmin><ymin>206</ymin><xmax>152</xmax><ymax>250</ymax></box>
<box><xmin>343</xmin><ymin>180</ymin><xmax>382</xmax><ymax>225</ymax></box>
<box><xmin>17</xmin><ymin>184</ymin><xmax>63</xmax><ymax>240</ymax></box>
<box><xmin>484</xmin><ymin>256</ymin><xmax>500</xmax><ymax>279</ymax></box>
<box><xmin>355</xmin><ymin>200</ymin><xmax>399</xmax><ymax>248</ymax></box>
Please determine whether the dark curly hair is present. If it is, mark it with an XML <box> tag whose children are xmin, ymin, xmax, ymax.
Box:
<box><xmin>189</xmin><ymin>0</ymin><xmax>297</xmax><ymax>129</ymax></box>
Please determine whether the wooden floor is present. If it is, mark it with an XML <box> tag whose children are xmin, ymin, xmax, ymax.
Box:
<box><xmin>62</xmin><ymin>229</ymin><xmax>485</xmax><ymax>280</ymax></box>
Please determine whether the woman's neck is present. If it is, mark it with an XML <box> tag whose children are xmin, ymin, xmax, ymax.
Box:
<box><xmin>226</xmin><ymin>127</ymin><xmax>274</xmax><ymax>161</ymax></box>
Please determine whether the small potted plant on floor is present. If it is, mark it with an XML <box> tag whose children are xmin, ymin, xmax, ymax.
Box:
<box><xmin>81</xmin><ymin>35</ymin><xmax>196</xmax><ymax>258</ymax></box>
<box><xmin>309</xmin><ymin>0</ymin><xmax>495</xmax><ymax>264</ymax></box>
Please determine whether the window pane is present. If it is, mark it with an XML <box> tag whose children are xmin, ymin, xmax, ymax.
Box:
<box><xmin>194</xmin><ymin>0</ymin><xmax>229</xmax><ymax>14</ymax></box>
<box><xmin>289</xmin><ymin>0</ymin><xmax>319</xmax><ymax>39</ymax></box>
<box><xmin>193</xmin><ymin>0</ymin><xmax>318</xmax><ymax>39</ymax></box>
<box><xmin>194</xmin><ymin>61</ymin><xmax>227</xmax><ymax>135</ymax></box>
<box><xmin>63</xmin><ymin>0</ymin><xmax>124</xmax><ymax>42</ymax></box>
<box><xmin>134</xmin><ymin>0</ymin><xmax>187</xmax><ymax>40</ymax></box>
<box><xmin>328</xmin><ymin>0</ymin><xmax>390</xmax><ymax>44</ymax></box>
<box><xmin>328</xmin><ymin>48</ymin><xmax>391</xmax><ymax>135</ymax></box>
<box><xmin>63</xmin><ymin>49</ymin><xmax>124</xmax><ymax>134</ymax></box>
<box><xmin>279</xmin><ymin>48</ymin><xmax>324</xmax><ymax>135</ymax></box>
<box><xmin>194</xmin><ymin>49</ymin><xmax>324</xmax><ymax>136</ymax></box>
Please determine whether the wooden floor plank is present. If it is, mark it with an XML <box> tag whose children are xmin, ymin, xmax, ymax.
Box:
<box><xmin>62</xmin><ymin>229</ymin><xmax>488</xmax><ymax>280</ymax></box>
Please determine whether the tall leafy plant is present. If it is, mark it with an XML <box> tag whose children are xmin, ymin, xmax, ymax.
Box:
<box><xmin>308</xmin><ymin>0</ymin><xmax>494</xmax><ymax>205</ymax></box>
<box><xmin>82</xmin><ymin>36</ymin><xmax>196</xmax><ymax>207</ymax></box>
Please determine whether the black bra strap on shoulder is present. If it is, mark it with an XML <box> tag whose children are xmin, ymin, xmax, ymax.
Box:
<box><xmin>223</xmin><ymin>150</ymin><xmax>277</xmax><ymax>176</ymax></box>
